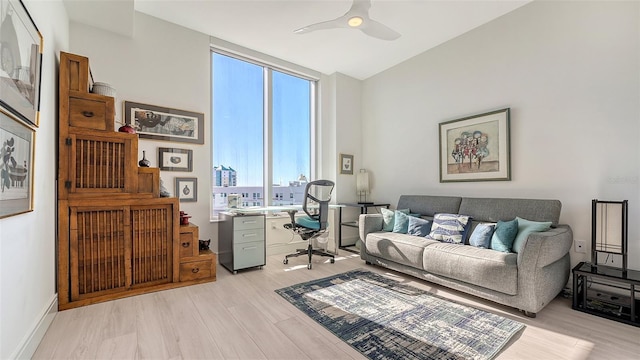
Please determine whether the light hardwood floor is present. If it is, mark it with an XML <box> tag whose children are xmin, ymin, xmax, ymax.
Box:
<box><xmin>34</xmin><ymin>250</ymin><xmax>640</xmax><ymax>359</ymax></box>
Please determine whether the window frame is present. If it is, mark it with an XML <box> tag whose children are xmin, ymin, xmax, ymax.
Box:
<box><xmin>210</xmin><ymin>47</ymin><xmax>318</xmax><ymax>219</ymax></box>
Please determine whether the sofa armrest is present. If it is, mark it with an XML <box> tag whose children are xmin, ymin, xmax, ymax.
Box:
<box><xmin>517</xmin><ymin>225</ymin><xmax>573</xmax><ymax>268</ymax></box>
<box><xmin>359</xmin><ymin>214</ymin><xmax>383</xmax><ymax>244</ymax></box>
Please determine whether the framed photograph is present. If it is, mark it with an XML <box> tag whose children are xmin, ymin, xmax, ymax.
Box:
<box><xmin>175</xmin><ymin>177</ymin><xmax>197</xmax><ymax>202</ymax></box>
<box><xmin>124</xmin><ymin>101</ymin><xmax>204</xmax><ymax>144</ymax></box>
<box><xmin>0</xmin><ymin>0</ymin><xmax>44</xmax><ymax>127</ymax></box>
<box><xmin>439</xmin><ymin>108</ymin><xmax>510</xmax><ymax>182</ymax></box>
<box><xmin>339</xmin><ymin>153</ymin><xmax>354</xmax><ymax>175</ymax></box>
<box><xmin>0</xmin><ymin>106</ymin><xmax>34</xmax><ymax>218</ymax></box>
<box><xmin>158</xmin><ymin>147</ymin><xmax>192</xmax><ymax>172</ymax></box>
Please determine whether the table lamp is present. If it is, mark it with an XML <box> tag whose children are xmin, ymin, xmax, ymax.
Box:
<box><xmin>356</xmin><ymin>169</ymin><xmax>372</xmax><ymax>204</ymax></box>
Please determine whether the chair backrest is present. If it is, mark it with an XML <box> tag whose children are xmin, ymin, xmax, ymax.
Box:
<box><xmin>302</xmin><ymin>179</ymin><xmax>334</xmax><ymax>230</ymax></box>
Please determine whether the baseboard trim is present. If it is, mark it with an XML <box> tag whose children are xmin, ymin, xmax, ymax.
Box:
<box><xmin>11</xmin><ymin>293</ymin><xmax>58</xmax><ymax>359</ymax></box>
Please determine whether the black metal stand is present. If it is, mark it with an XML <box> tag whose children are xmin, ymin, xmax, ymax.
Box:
<box><xmin>338</xmin><ymin>202</ymin><xmax>390</xmax><ymax>253</ymax></box>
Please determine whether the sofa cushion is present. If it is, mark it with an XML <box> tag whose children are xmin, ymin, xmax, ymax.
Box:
<box><xmin>490</xmin><ymin>219</ymin><xmax>518</xmax><ymax>253</ymax></box>
<box><xmin>428</xmin><ymin>213</ymin><xmax>472</xmax><ymax>244</ymax></box>
<box><xmin>423</xmin><ymin>242</ymin><xmax>518</xmax><ymax>295</ymax></box>
<box><xmin>458</xmin><ymin>197</ymin><xmax>562</xmax><ymax>227</ymax></box>
<box><xmin>469</xmin><ymin>223</ymin><xmax>496</xmax><ymax>248</ymax></box>
<box><xmin>397</xmin><ymin>195</ymin><xmax>462</xmax><ymax>217</ymax></box>
<box><xmin>365</xmin><ymin>232</ymin><xmax>439</xmax><ymax>270</ymax></box>
<box><xmin>381</xmin><ymin>208</ymin><xmax>409</xmax><ymax>232</ymax></box>
<box><xmin>512</xmin><ymin>217</ymin><xmax>552</xmax><ymax>253</ymax></box>
<box><xmin>392</xmin><ymin>211</ymin><xmax>410</xmax><ymax>233</ymax></box>
<box><xmin>407</xmin><ymin>217</ymin><xmax>432</xmax><ymax>237</ymax></box>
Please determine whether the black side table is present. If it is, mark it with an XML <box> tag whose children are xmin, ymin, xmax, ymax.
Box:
<box><xmin>338</xmin><ymin>203</ymin><xmax>390</xmax><ymax>253</ymax></box>
<box><xmin>572</xmin><ymin>261</ymin><xmax>639</xmax><ymax>327</ymax></box>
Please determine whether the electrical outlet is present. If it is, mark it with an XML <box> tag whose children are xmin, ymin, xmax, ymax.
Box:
<box><xmin>575</xmin><ymin>240</ymin><xmax>586</xmax><ymax>253</ymax></box>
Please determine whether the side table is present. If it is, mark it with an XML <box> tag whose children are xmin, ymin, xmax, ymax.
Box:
<box><xmin>338</xmin><ymin>203</ymin><xmax>390</xmax><ymax>253</ymax></box>
<box><xmin>572</xmin><ymin>261</ymin><xmax>639</xmax><ymax>327</ymax></box>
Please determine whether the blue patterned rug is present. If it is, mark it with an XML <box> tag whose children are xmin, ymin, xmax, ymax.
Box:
<box><xmin>275</xmin><ymin>269</ymin><xmax>524</xmax><ymax>360</ymax></box>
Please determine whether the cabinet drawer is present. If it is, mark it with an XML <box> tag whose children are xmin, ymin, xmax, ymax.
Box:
<box><xmin>233</xmin><ymin>240</ymin><xmax>265</xmax><ymax>270</ymax></box>
<box><xmin>179</xmin><ymin>259</ymin><xmax>212</xmax><ymax>281</ymax></box>
<box><xmin>179</xmin><ymin>232</ymin><xmax>197</xmax><ymax>258</ymax></box>
<box><xmin>233</xmin><ymin>216</ymin><xmax>264</xmax><ymax>231</ymax></box>
<box><xmin>234</xmin><ymin>228</ymin><xmax>264</xmax><ymax>244</ymax></box>
<box><xmin>69</xmin><ymin>97</ymin><xmax>111</xmax><ymax>131</ymax></box>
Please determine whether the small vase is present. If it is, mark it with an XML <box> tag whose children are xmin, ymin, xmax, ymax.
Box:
<box><xmin>138</xmin><ymin>151</ymin><xmax>150</xmax><ymax>167</ymax></box>
<box><xmin>118</xmin><ymin>124</ymin><xmax>136</xmax><ymax>134</ymax></box>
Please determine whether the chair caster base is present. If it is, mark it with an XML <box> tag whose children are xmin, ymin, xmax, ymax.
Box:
<box><xmin>283</xmin><ymin>258</ymin><xmax>289</xmax><ymax>265</ymax></box>
<box><xmin>330</xmin><ymin>258</ymin><xmax>335</xmax><ymax>264</ymax></box>
<box><xmin>307</xmin><ymin>263</ymin><xmax>312</xmax><ymax>270</ymax></box>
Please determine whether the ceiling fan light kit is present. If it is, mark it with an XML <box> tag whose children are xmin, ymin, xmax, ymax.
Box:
<box><xmin>294</xmin><ymin>0</ymin><xmax>400</xmax><ymax>41</ymax></box>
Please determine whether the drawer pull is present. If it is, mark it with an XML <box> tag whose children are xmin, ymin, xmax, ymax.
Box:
<box><xmin>191</xmin><ymin>267</ymin><xmax>200</xmax><ymax>273</ymax></box>
<box><xmin>82</xmin><ymin>111</ymin><xmax>94</xmax><ymax>118</ymax></box>
<box><xmin>242</xmin><ymin>220</ymin><xmax>257</xmax><ymax>224</ymax></box>
<box><xmin>182</xmin><ymin>242</ymin><xmax>190</xmax><ymax>248</ymax></box>
<box><xmin>243</xmin><ymin>246</ymin><xmax>257</xmax><ymax>251</ymax></box>
<box><xmin>242</xmin><ymin>233</ymin><xmax>257</xmax><ymax>238</ymax></box>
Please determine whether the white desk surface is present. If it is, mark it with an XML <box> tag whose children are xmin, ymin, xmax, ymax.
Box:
<box><xmin>226</xmin><ymin>204</ymin><xmax>343</xmax><ymax>215</ymax></box>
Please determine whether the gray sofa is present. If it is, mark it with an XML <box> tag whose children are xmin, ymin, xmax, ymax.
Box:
<box><xmin>359</xmin><ymin>195</ymin><xmax>573</xmax><ymax>316</ymax></box>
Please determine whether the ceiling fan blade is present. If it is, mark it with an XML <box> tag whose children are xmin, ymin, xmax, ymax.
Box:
<box><xmin>360</xmin><ymin>19</ymin><xmax>401</xmax><ymax>41</ymax></box>
<box><xmin>294</xmin><ymin>17</ymin><xmax>346</xmax><ymax>35</ymax></box>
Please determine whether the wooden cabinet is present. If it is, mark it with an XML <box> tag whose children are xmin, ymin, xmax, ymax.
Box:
<box><xmin>57</xmin><ymin>52</ymin><xmax>215</xmax><ymax>310</ymax></box>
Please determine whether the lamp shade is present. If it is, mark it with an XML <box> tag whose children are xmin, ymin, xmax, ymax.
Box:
<box><xmin>356</xmin><ymin>169</ymin><xmax>370</xmax><ymax>194</ymax></box>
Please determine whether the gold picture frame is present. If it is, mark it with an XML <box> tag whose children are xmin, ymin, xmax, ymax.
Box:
<box><xmin>339</xmin><ymin>153</ymin><xmax>354</xmax><ymax>175</ymax></box>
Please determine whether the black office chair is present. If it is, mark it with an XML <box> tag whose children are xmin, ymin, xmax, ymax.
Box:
<box><xmin>283</xmin><ymin>179</ymin><xmax>335</xmax><ymax>269</ymax></box>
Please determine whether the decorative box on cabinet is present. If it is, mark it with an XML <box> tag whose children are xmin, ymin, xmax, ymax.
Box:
<box><xmin>218</xmin><ymin>212</ymin><xmax>266</xmax><ymax>274</ymax></box>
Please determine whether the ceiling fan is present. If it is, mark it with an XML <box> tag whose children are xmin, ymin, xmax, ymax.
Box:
<box><xmin>294</xmin><ymin>0</ymin><xmax>401</xmax><ymax>41</ymax></box>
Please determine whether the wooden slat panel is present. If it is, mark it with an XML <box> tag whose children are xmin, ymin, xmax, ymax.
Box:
<box><xmin>130</xmin><ymin>205</ymin><xmax>172</xmax><ymax>287</ymax></box>
<box><xmin>74</xmin><ymin>137</ymin><xmax>126</xmax><ymax>190</ymax></box>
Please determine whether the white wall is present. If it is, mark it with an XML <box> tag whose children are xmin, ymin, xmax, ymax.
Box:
<box><xmin>0</xmin><ymin>1</ymin><xmax>68</xmax><ymax>358</ymax></box>
<box><xmin>69</xmin><ymin>13</ymin><xmax>216</xmax><ymax>247</ymax></box>
<box><xmin>362</xmin><ymin>1</ymin><xmax>640</xmax><ymax>270</ymax></box>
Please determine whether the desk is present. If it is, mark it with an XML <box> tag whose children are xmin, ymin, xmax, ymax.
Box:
<box><xmin>338</xmin><ymin>203</ymin><xmax>390</xmax><ymax>253</ymax></box>
<box><xmin>572</xmin><ymin>262</ymin><xmax>639</xmax><ymax>327</ymax></box>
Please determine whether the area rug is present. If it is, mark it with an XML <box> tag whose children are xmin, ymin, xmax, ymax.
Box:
<box><xmin>275</xmin><ymin>269</ymin><xmax>524</xmax><ymax>360</ymax></box>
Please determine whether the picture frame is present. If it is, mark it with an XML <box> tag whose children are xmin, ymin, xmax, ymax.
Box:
<box><xmin>158</xmin><ymin>147</ymin><xmax>193</xmax><ymax>172</ymax></box>
<box><xmin>0</xmin><ymin>0</ymin><xmax>44</xmax><ymax>127</ymax></box>
<box><xmin>439</xmin><ymin>108</ymin><xmax>510</xmax><ymax>182</ymax></box>
<box><xmin>175</xmin><ymin>177</ymin><xmax>197</xmax><ymax>202</ymax></box>
<box><xmin>124</xmin><ymin>101</ymin><xmax>204</xmax><ymax>144</ymax></box>
<box><xmin>0</xmin><ymin>106</ymin><xmax>34</xmax><ymax>218</ymax></box>
<box><xmin>339</xmin><ymin>153</ymin><xmax>354</xmax><ymax>175</ymax></box>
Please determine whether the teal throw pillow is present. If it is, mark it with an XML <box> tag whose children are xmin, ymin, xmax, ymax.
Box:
<box><xmin>381</xmin><ymin>208</ymin><xmax>409</xmax><ymax>232</ymax></box>
<box><xmin>490</xmin><ymin>219</ymin><xmax>519</xmax><ymax>253</ymax></box>
<box><xmin>407</xmin><ymin>217</ymin><xmax>432</xmax><ymax>237</ymax></box>
<box><xmin>392</xmin><ymin>211</ymin><xmax>410</xmax><ymax>234</ymax></box>
<box><xmin>428</xmin><ymin>213</ymin><xmax>472</xmax><ymax>244</ymax></box>
<box><xmin>512</xmin><ymin>217</ymin><xmax>552</xmax><ymax>253</ymax></box>
<box><xmin>469</xmin><ymin>223</ymin><xmax>496</xmax><ymax>248</ymax></box>
<box><xmin>381</xmin><ymin>208</ymin><xmax>395</xmax><ymax>231</ymax></box>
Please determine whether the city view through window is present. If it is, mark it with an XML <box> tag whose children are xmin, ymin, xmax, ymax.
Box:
<box><xmin>211</xmin><ymin>52</ymin><xmax>313</xmax><ymax>216</ymax></box>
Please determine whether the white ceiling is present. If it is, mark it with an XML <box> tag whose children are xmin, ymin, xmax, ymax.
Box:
<box><xmin>64</xmin><ymin>0</ymin><xmax>531</xmax><ymax>80</ymax></box>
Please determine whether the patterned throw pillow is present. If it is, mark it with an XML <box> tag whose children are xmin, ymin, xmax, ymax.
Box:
<box><xmin>407</xmin><ymin>217</ymin><xmax>433</xmax><ymax>237</ymax></box>
<box><xmin>469</xmin><ymin>223</ymin><xmax>496</xmax><ymax>248</ymax></box>
<box><xmin>428</xmin><ymin>213</ymin><xmax>472</xmax><ymax>244</ymax></box>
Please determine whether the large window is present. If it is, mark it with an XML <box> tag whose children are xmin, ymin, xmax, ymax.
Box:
<box><xmin>211</xmin><ymin>51</ymin><xmax>315</xmax><ymax>217</ymax></box>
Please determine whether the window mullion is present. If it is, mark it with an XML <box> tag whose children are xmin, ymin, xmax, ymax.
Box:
<box><xmin>264</xmin><ymin>67</ymin><xmax>273</xmax><ymax>206</ymax></box>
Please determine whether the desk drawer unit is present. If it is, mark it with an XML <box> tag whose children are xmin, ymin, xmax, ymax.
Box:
<box><xmin>219</xmin><ymin>212</ymin><xmax>266</xmax><ymax>274</ymax></box>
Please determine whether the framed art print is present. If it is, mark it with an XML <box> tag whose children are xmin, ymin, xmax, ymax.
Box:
<box><xmin>0</xmin><ymin>0</ymin><xmax>44</xmax><ymax>127</ymax></box>
<box><xmin>439</xmin><ymin>108</ymin><xmax>510</xmax><ymax>182</ymax></box>
<box><xmin>158</xmin><ymin>147</ymin><xmax>192</xmax><ymax>172</ymax></box>
<box><xmin>339</xmin><ymin>153</ymin><xmax>353</xmax><ymax>175</ymax></box>
<box><xmin>0</xmin><ymin>106</ymin><xmax>34</xmax><ymax>218</ymax></box>
<box><xmin>175</xmin><ymin>177</ymin><xmax>197</xmax><ymax>202</ymax></box>
<box><xmin>124</xmin><ymin>101</ymin><xmax>204</xmax><ymax>144</ymax></box>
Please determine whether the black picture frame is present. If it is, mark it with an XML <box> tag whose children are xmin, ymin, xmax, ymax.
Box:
<box><xmin>124</xmin><ymin>101</ymin><xmax>204</xmax><ymax>144</ymax></box>
<box><xmin>175</xmin><ymin>177</ymin><xmax>197</xmax><ymax>202</ymax></box>
<box><xmin>0</xmin><ymin>0</ymin><xmax>44</xmax><ymax>127</ymax></box>
<box><xmin>0</xmin><ymin>106</ymin><xmax>34</xmax><ymax>218</ymax></box>
<box><xmin>158</xmin><ymin>147</ymin><xmax>193</xmax><ymax>172</ymax></box>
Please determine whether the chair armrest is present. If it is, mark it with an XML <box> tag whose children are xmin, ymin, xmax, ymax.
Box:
<box><xmin>517</xmin><ymin>225</ymin><xmax>573</xmax><ymax>268</ymax></box>
<box><xmin>359</xmin><ymin>214</ymin><xmax>384</xmax><ymax>244</ymax></box>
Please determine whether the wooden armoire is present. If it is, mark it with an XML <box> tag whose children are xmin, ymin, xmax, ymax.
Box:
<box><xmin>57</xmin><ymin>52</ymin><xmax>215</xmax><ymax>310</ymax></box>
